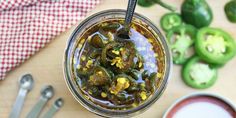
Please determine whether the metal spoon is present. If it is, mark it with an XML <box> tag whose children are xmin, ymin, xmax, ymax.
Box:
<box><xmin>26</xmin><ymin>85</ymin><xmax>54</xmax><ymax>118</ymax></box>
<box><xmin>117</xmin><ymin>0</ymin><xmax>137</xmax><ymax>39</ymax></box>
<box><xmin>42</xmin><ymin>98</ymin><xmax>64</xmax><ymax>118</ymax></box>
<box><xmin>9</xmin><ymin>74</ymin><xmax>34</xmax><ymax>118</ymax></box>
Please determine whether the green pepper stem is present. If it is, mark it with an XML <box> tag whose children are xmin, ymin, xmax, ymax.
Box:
<box><xmin>154</xmin><ymin>0</ymin><xmax>176</xmax><ymax>12</ymax></box>
<box><xmin>190</xmin><ymin>0</ymin><xmax>201</xmax><ymax>5</ymax></box>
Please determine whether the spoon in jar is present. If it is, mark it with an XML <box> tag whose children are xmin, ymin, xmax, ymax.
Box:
<box><xmin>9</xmin><ymin>74</ymin><xmax>34</xmax><ymax>118</ymax></box>
<box><xmin>117</xmin><ymin>0</ymin><xmax>137</xmax><ymax>39</ymax></box>
<box><xmin>26</xmin><ymin>85</ymin><xmax>54</xmax><ymax>118</ymax></box>
<box><xmin>42</xmin><ymin>98</ymin><xmax>64</xmax><ymax>118</ymax></box>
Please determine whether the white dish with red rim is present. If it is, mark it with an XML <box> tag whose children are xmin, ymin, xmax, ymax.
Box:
<box><xmin>163</xmin><ymin>92</ymin><xmax>236</xmax><ymax>118</ymax></box>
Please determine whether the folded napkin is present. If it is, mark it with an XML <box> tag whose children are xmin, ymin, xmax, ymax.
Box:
<box><xmin>0</xmin><ymin>0</ymin><xmax>100</xmax><ymax>80</ymax></box>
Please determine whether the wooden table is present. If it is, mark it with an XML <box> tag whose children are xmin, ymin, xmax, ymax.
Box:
<box><xmin>1</xmin><ymin>0</ymin><xmax>236</xmax><ymax>118</ymax></box>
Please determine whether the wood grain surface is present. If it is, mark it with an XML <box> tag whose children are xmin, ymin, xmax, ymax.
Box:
<box><xmin>0</xmin><ymin>0</ymin><xmax>236</xmax><ymax>118</ymax></box>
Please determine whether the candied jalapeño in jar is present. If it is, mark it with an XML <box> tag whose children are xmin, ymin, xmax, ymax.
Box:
<box><xmin>72</xmin><ymin>19</ymin><xmax>165</xmax><ymax>110</ymax></box>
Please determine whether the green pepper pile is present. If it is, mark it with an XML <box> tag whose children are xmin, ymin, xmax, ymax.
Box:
<box><xmin>140</xmin><ymin>0</ymin><xmax>236</xmax><ymax>89</ymax></box>
<box><xmin>74</xmin><ymin>21</ymin><xmax>159</xmax><ymax>109</ymax></box>
<box><xmin>165</xmin><ymin>1</ymin><xmax>236</xmax><ymax>89</ymax></box>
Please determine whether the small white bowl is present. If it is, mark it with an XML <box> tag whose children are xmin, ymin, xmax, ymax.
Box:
<box><xmin>163</xmin><ymin>92</ymin><xmax>236</xmax><ymax>118</ymax></box>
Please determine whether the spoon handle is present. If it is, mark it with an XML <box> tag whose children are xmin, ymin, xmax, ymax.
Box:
<box><xmin>41</xmin><ymin>105</ymin><xmax>58</xmax><ymax>118</ymax></box>
<box><xmin>9</xmin><ymin>89</ymin><xmax>28</xmax><ymax>118</ymax></box>
<box><xmin>26</xmin><ymin>97</ymin><xmax>47</xmax><ymax>118</ymax></box>
<box><xmin>125</xmin><ymin>0</ymin><xmax>137</xmax><ymax>29</ymax></box>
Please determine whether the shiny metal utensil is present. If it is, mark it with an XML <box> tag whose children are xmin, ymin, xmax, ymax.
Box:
<box><xmin>26</xmin><ymin>85</ymin><xmax>54</xmax><ymax>118</ymax></box>
<box><xmin>9</xmin><ymin>74</ymin><xmax>34</xmax><ymax>118</ymax></box>
<box><xmin>42</xmin><ymin>98</ymin><xmax>64</xmax><ymax>118</ymax></box>
<box><xmin>117</xmin><ymin>0</ymin><xmax>137</xmax><ymax>39</ymax></box>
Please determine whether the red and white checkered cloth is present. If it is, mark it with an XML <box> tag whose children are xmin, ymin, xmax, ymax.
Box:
<box><xmin>0</xmin><ymin>0</ymin><xmax>100</xmax><ymax>80</ymax></box>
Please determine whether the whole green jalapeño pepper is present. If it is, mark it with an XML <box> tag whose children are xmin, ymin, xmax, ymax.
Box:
<box><xmin>181</xmin><ymin>0</ymin><xmax>213</xmax><ymax>28</ymax></box>
<box><xmin>195</xmin><ymin>27</ymin><xmax>236</xmax><ymax>65</ymax></box>
<box><xmin>225</xmin><ymin>0</ymin><xmax>236</xmax><ymax>23</ymax></box>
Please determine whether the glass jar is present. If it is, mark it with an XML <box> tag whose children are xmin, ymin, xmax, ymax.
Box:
<box><xmin>63</xmin><ymin>9</ymin><xmax>172</xmax><ymax>117</ymax></box>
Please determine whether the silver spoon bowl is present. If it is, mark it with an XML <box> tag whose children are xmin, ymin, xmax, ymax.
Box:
<box><xmin>54</xmin><ymin>98</ymin><xmax>64</xmax><ymax>109</ymax></box>
<box><xmin>41</xmin><ymin>85</ymin><xmax>54</xmax><ymax>99</ymax></box>
<box><xmin>19</xmin><ymin>74</ymin><xmax>34</xmax><ymax>90</ymax></box>
<box><xmin>42</xmin><ymin>98</ymin><xmax>64</xmax><ymax>118</ymax></box>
